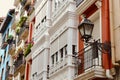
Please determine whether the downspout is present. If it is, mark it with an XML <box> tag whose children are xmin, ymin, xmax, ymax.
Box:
<box><xmin>101</xmin><ymin>0</ymin><xmax>113</xmax><ymax>79</ymax></box>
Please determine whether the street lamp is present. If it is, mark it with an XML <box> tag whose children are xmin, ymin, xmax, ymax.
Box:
<box><xmin>78</xmin><ymin>16</ymin><xmax>111</xmax><ymax>54</ymax></box>
<box><xmin>78</xmin><ymin>17</ymin><xmax>94</xmax><ymax>42</ymax></box>
<box><xmin>76</xmin><ymin>16</ymin><xmax>113</xmax><ymax>79</ymax></box>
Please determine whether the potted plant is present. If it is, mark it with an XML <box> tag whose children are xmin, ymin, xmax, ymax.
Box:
<box><xmin>16</xmin><ymin>27</ymin><xmax>21</xmax><ymax>35</ymax></box>
<box><xmin>7</xmin><ymin>35</ymin><xmax>13</xmax><ymax>44</ymax></box>
<box><xmin>17</xmin><ymin>16</ymin><xmax>27</xmax><ymax>27</ymax></box>
<box><xmin>24</xmin><ymin>43</ymin><xmax>33</xmax><ymax>57</ymax></box>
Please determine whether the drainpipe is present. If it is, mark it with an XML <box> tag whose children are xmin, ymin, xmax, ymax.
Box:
<box><xmin>101</xmin><ymin>0</ymin><xmax>113</xmax><ymax>79</ymax></box>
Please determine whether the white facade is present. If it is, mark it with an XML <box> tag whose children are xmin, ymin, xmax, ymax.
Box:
<box><xmin>49</xmin><ymin>0</ymin><xmax>77</xmax><ymax>80</ymax></box>
<box><xmin>31</xmin><ymin>0</ymin><xmax>51</xmax><ymax>80</ymax></box>
<box><xmin>31</xmin><ymin>0</ymin><xmax>78</xmax><ymax>80</ymax></box>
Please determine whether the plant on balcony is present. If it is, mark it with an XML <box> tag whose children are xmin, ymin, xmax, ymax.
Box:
<box><xmin>17</xmin><ymin>16</ymin><xmax>27</xmax><ymax>27</ymax></box>
<box><xmin>7</xmin><ymin>35</ymin><xmax>13</xmax><ymax>44</ymax></box>
<box><xmin>16</xmin><ymin>27</ymin><xmax>21</xmax><ymax>35</ymax></box>
<box><xmin>24</xmin><ymin>43</ymin><xmax>33</xmax><ymax>57</ymax></box>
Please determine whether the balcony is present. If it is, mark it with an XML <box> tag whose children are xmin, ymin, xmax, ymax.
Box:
<box><xmin>16</xmin><ymin>39</ymin><xmax>24</xmax><ymax>55</ymax></box>
<box><xmin>27</xmin><ymin>5</ymin><xmax>35</xmax><ymax>16</ymax></box>
<box><xmin>14</xmin><ymin>53</ymin><xmax>25</xmax><ymax>75</ymax></box>
<box><xmin>19</xmin><ymin>25</ymin><xmax>29</xmax><ymax>40</ymax></box>
<box><xmin>49</xmin><ymin>55</ymin><xmax>76</xmax><ymax>76</ymax></box>
<box><xmin>52</xmin><ymin>0</ymin><xmax>68</xmax><ymax>20</ymax></box>
<box><xmin>1</xmin><ymin>42</ymin><xmax>8</xmax><ymax>49</ymax></box>
<box><xmin>16</xmin><ymin>16</ymin><xmax>27</xmax><ymax>28</ymax></box>
<box><xmin>9</xmin><ymin>41</ymin><xmax>16</xmax><ymax>56</ymax></box>
<box><xmin>7</xmin><ymin>35</ymin><xmax>14</xmax><ymax>44</ymax></box>
<box><xmin>24</xmin><ymin>43</ymin><xmax>32</xmax><ymax>57</ymax></box>
<box><xmin>29</xmin><ymin>8</ymin><xmax>35</xmax><ymax>21</ymax></box>
<box><xmin>11</xmin><ymin>16</ymin><xmax>16</xmax><ymax>29</ymax></box>
<box><xmin>23</xmin><ymin>0</ymin><xmax>31</xmax><ymax>11</ymax></box>
<box><xmin>34</xmin><ymin>22</ymin><xmax>47</xmax><ymax>42</ymax></box>
<box><xmin>75</xmin><ymin>43</ymin><xmax>106</xmax><ymax>80</ymax></box>
<box><xmin>5</xmin><ymin>66</ymin><xmax>14</xmax><ymax>79</ymax></box>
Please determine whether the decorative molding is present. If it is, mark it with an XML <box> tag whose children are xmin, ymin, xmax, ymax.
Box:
<box><xmin>95</xmin><ymin>0</ymin><xmax>102</xmax><ymax>9</ymax></box>
<box><xmin>74</xmin><ymin>67</ymin><xmax>106</xmax><ymax>80</ymax></box>
<box><xmin>35</xmin><ymin>0</ymin><xmax>47</xmax><ymax>15</ymax></box>
<box><xmin>49</xmin><ymin>55</ymin><xmax>76</xmax><ymax>77</ymax></box>
<box><xmin>76</xmin><ymin>0</ymin><xmax>97</xmax><ymax>15</ymax></box>
<box><xmin>50</xmin><ymin>11</ymin><xmax>77</xmax><ymax>43</ymax></box>
<box><xmin>50</xmin><ymin>26</ymin><xmax>67</xmax><ymax>43</ymax></box>
<box><xmin>32</xmin><ymin>44</ymin><xmax>45</xmax><ymax>59</ymax></box>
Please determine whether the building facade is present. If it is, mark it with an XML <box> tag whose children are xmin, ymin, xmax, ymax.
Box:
<box><xmin>109</xmin><ymin>0</ymin><xmax>120</xmax><ymax>79</ymax></box>
<box><xmin>30</xmin><ymin>0</ymin><xmax>50</xmax><ymax>79</ymax></box>
<box><xmin>0</xmin><ymin>9</ymin><xmax>15</xmax><ymax>80</ymax></box>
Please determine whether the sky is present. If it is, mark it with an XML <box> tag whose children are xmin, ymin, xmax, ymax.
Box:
<box><xmin>0</xmin><ymin>0</ymin><xmax>14</xmax><ymax>17</ymax></box>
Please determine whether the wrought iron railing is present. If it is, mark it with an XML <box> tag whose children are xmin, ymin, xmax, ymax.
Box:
<box><xmin>5</xmin><ymin>66</ymin><xmax>14</xmax><ymax>79</ymax></box>
<box><xmin>78</xmin><ymin>41</ymin><xmax>102</xmax><ymax>74</ymax></box>
<box><xmin>5</xmin><ymin>67</ymin><xmax>10</xmax><ymax>79</ymax></box>
<box><xmin>14</xmin><ymin>54</ymin><xmax>25</xmax><ymax>72</ymax></box>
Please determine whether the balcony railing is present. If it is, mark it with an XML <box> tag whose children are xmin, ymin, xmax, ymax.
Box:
<box><xmin>1</xmin><ymin>42</ymin><xmax>8</xmax><ymax>49</ymax></box>
<box><xmin>20</xmin><ymin>25</ymin><xmax>29</xmax><ymax>40</ymax></box>
<box><xmin>75</xmin><ymin>0</ymin><xmax>84</xmax><ymax>7</ymax></box>
<box><xmin>14</xmin><ymin>54</ymin><xmax>25</xmax><ymax>72</ymax></box>
<box><xmin>52</xmin><ymin>0</ymin><xmax>68</xmax><ymax>19</ymax></box>
<box><xmin>49</xmin><ymin>55</ymin><xmax>76</xmax><ymax>76</ymax></box>
<box><xmin>17</xmin><ymin>24</ymin><xmax>29</xmax><ymax>40</ymax></box>
<box><xmin>78</xmin><ymin>42</ymin><xmax>102</xmax><ymax>74</ymax></box>
<box><xmin>34</xmin><ymin>22</ymin><xmax>47</xmax><ymax>42</ymax></box>
<box><xmin>1</xmin><ymin>37</ymin><xmax>8</xmax><ymax>49</ymax></box>
<box><xmin>54</xmin><ymin>0</ymin><xmax>67</xmax><ymax>11</ymax></box>
<box><xmin>9</xmin><ymin>40</ymin><xmax>16</xmax><ymax>55</ymax></box>
<box><xmin>24</xmin><ymin>43</ymin><xmax>32</xmax><ymax>57</ymax></box>
<box><xmin>27</xmin><ymin>5</ymin><xmax>35</xmax><ymax>16</ymax></box>
<box><xmin>5</xmin><ymin>66</ymin><xmax>14</xmax><ymax>79</ymax></box>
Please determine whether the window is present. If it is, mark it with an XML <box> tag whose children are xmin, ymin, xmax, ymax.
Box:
<box><xmin>51</xmin><ymin>55</ymin><xmax>54</xmax><ymax>65</ymax></box>
<box><xmin>64</xmin><ymin>45</ymin><xmax>67</xmax><ymax>56</ymax></box>
<box><xmin>55</xmin><ymin>52</ymin><xmax>58</xmax><ymax>62</ymax></box>
<box><xmin>60</xmin><ymin>48</ymin><xmax>63</xmax><ymax>59</ymax></box>
<box><xmin>0</xmin><ymin>56</ymin><xmax>2</xmax><ymax>66</ymax></box>
<box><xmin>4</xmin><ymin>50</ymin><xmax>6</xmax><ymax>63</ymax></box>
<box><xmin>5</xmin><ymin>62</ymin><xmax>9</xmax><ymax>79</ymax></box>
<box><xmin>72</xmin><ymin>45</ymin><xmax>76</xmax><ymax>55</ymax></box>
<box><xmin>41</xmin><ymin>16</ymin><xmax>46</xmax><ymax>23</ymax></box>
<box><xmin>1</xmin><ymin>69</ymin><xmax>4</xmax><ymax>79</ymax></box>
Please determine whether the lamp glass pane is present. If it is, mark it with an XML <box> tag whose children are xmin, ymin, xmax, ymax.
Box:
<box><xmin>79</xmin><ymin>25</ymin><xmax>84</xmax><ymax>37</ymax></box>
<box><xmin>84</xmin><ymin>24</ymin><xmax>92</xmax><ymax>36</ymax></box>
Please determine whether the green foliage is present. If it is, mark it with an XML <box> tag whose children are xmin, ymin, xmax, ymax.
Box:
<box><xmin>16</xmin><ymin>27</ymin><xmax>21</xmax><ymax>35</ymax></box>
<box><xmin>24</xmin><ymin>44</ymin><xmax>33</xmax><ymax>57</ymax></box>
<box><xmin>17</xmin><ymin>17</ymin><xmax>27</xmax><ymax>27</ymax></box>
<box><xmin>7</xmin><ymin>35</ymin><xmax>13</xmax><ymax>44</ymax></box>
<box><xmin>8</xmin><ymin>35</ymin><xmax>13</xmax><ymax>40</ymax></box>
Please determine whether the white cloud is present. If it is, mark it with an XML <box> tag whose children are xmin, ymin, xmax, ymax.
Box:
<box><xmin>0</xmin><ymin>0</ymin><xmax>14</xmax><ymax>17</ymax></box>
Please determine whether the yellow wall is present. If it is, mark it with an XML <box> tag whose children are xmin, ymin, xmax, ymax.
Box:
<box><xmin>110</xmin><ymin>0</ymin><xmax>120</xmax><ymax>63</ymax></box>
